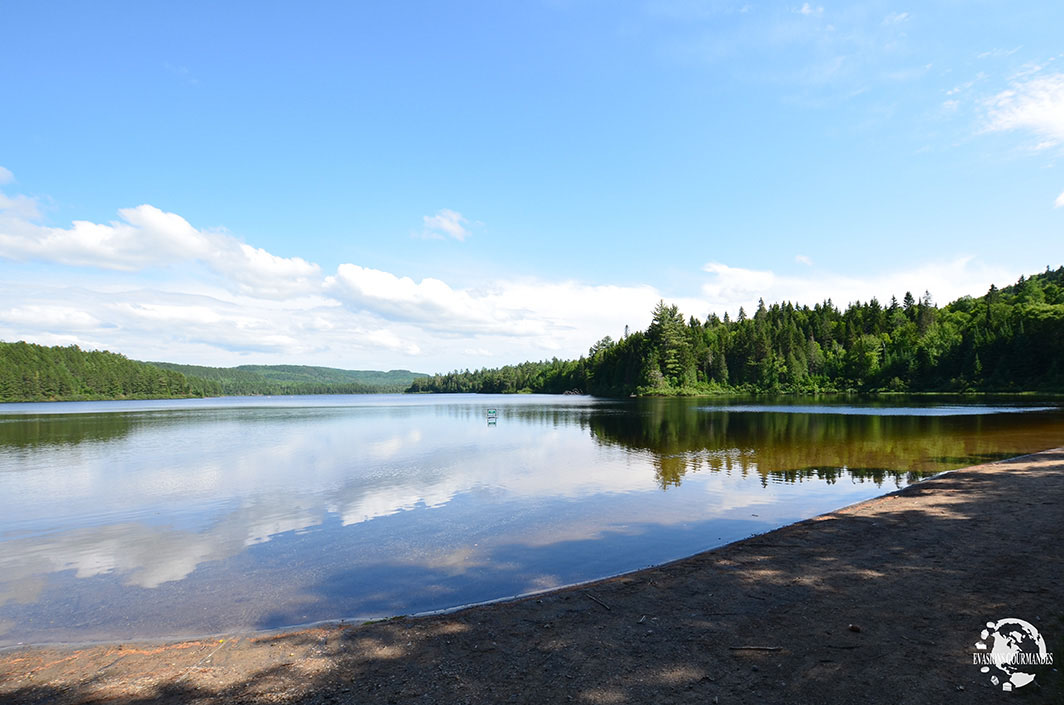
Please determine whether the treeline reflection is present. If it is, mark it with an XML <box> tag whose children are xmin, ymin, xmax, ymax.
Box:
<box><xmin>588</xmin><ymin>399</ymin><xmax>1064</xmax><ymax>489</ymax></box>
<box><xmin>0</xmin><ymin>413</ymin><xmax>139</xmax><ymax>449</ymax></box>
<box><xmin>2</xmin><ymin>399</ymin><xmax>1061</xmax><ymax>492</ymax></box>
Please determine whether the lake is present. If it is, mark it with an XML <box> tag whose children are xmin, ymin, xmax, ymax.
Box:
<box><xmin>0</xmin><ymin>394</ymin><xmax>1061</xmax><ymax>647</ymax></box>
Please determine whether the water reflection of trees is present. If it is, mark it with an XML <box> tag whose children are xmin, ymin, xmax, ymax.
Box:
<box><xmin>438</xmin><ymin>403</ymin><xmax>598</xmax><ymax>431</ymax></box>
<box><xmin>0</xmin><ymin>413</ymin><xmax>139</xmax><ymax>449</ymax></box>
<box><xmin>588</xmin><ymin>399</ymin><xmax>1064</xmax><ymax>489</ymax></box>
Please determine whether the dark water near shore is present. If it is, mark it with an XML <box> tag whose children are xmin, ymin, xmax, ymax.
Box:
<box><xmin>0</xmin><ymin>394</ymin><xmax>1061</xmax><ymax>647</ymax></box>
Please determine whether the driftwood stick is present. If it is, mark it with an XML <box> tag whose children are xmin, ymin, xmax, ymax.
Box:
<box><xmin>583</xmin><ymin>591</ymin><xmax>611</xmax><ymax>611</ymax></box>
<box><xmin>728</xmin><ymin>646</ymin><xmax>782</xmax><ymax>651</ymax></box>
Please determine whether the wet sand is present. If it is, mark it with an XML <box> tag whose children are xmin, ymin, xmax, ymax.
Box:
<box><xmin>2</xmin><ymin>449</ymin><xmax>1062</xmax><ymax>704</ymax></box>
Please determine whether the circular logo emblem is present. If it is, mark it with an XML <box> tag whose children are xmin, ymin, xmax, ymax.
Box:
<box><xmin>972</xmin><ymin>618</ymin><xmax>1054</xmax><ymax>691</ymax></box>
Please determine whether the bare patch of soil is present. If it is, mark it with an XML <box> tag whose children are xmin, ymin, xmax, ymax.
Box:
<box><xmin>3</xmin><ymin>449</ymin><xmax>1062</xmax><ymax>704</ymax></box>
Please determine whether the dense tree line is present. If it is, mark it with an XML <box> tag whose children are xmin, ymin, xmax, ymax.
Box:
<box><xmin>405</xmin><ymin>359</ymin><xmax>586</xmax><ymax>395</ymax></box>
<box><xmin>0</xmin><ymin>346</ymin><xmax>429</xmax><ymax>402</ymax></box>
<box><xmin>0</xmin><ymin>342</ymin><xmax>207</xmax><ymax>402</ymax></box>
<box><xmin>408</xmin><ymin>267</ymin><xmax>1064</xmax><ymax>396</ymax></box>
<box><xmin>149</xmin><ymin>363</ymin><xmax>426</xmax><ymax>396</ymax></box>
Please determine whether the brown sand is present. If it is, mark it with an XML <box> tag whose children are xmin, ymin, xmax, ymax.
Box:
<box><xmin>2</xmin><ymin>449</ymin><xmax>1062</xmax><ymax>704</ymax></box>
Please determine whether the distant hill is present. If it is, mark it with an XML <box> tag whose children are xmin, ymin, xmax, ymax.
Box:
<box><xmin>0</xmin><ymin>342</ymin><xmax>429</xmax><ymax>402</ymax></box>
<box><xmin>147</xmin><ymin>362</ymin><xmax>428</xmax><ymax>396</ymax></box>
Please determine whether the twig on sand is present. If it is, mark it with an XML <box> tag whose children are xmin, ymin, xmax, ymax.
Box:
<box><xmin>728</xmin><ymin>646</ymin><xmax>782</xmax><ymax>651</ymax></box>
<box><xmin>175</xmin><ymin>639</ymin><xmax>236</xmax><ymax>683</ymax></box>
<box><xmin>583</xmin><ymin>592</ymin><xmax>611</xmax><ymax>611</ymax></box>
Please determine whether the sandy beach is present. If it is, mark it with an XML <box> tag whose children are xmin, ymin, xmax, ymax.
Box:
<box><xmin>2</xmin><ymin>449</ymin><xmax>1062</xmax><ymax>704</ymax></box>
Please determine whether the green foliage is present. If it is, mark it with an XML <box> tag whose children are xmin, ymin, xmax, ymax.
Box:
<box><xmin>149</xmin><ymin>362</ymin><xmax>426</xmax><ymax>395</ymax></box>
<box><xmin>408</xmin><ymin>266</ymin><xmax>1064</xmax><ymax>396</ymax></box>
<box><xmin>407</xmin><ymin>358</ymin><xmax>587</xmax><ymax>395</ymax></box>
<box><xmin>0</xmin><ymin>342</ymin><xmax>207</xmax><ymax>402</ymax></box>
<box><xmin>0</xmin><ymin>344</ymin><xmax>430</xmax><ymax>402</ymax></box>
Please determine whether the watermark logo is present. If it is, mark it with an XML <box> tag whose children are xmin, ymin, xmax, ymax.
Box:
<box><xmin>972</xmin><ymin>618</ymin><xmax>1054</xmax><ymax>691</ymax></box>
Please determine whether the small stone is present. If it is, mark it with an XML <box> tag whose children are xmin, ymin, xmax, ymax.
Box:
<box><xmin>848</xmin><ymin>624</ymin><xmax>861</xmax><ymax>633</ymax></box>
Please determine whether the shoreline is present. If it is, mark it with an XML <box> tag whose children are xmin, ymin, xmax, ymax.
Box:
<box><xmin>3</xmin><ymin>389</ymin><xmax>1063</xmax><ymax>405</ymax></box>
<box><xmin>2</xmin><ymin>448</ymin><xmax>1062</xmax><ymax>703</ymax></box>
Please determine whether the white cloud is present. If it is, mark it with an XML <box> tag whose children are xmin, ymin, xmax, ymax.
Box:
<box><xmin>701</xmin><ymin>256</ymin><xmax>1011</xmax><ymax>316</ymax></box>
<box><xmin>327</xmin><ymin>263</ymin><xmax>500</xmax><ymax>330</ymax></box>
<box><xmin>882</xmin><ymin>11</ymin><xmax>909</xmax><ymax>25</ymax></box>
<box><xmin>0</xmin><ymin>195</ymin><xmax>321</xmax><ymax>297</ymax></box>
<box><xmin>1055</xmin><ymin>189</ymin><xmax>1064</xmax><ymax>208</ymax></box>
<box><xmin>0</xmin><ymin>184</ymin><xmax>1043</xmax><ymax>373</ymax></box>
<box><xmin>0</xmin><ymin>192</ymin><xmax>41</xmax><ymax>220</ymax></box>
<box><xmin>421</xmin><ymin>208</ymin><xmax>471</xmax><ymax>241</ymax></box>
<box><xmin>983</xmin><ymin>72</ymin><xmax>1064</xmax><ymax>147</ymax></box>
<box><xmin>0</xmin><ymin>166</ymin><xmax>13</xmax><ymax>184</ymax></box>
<box><xmin>0</xmin><ymin>203</ymin><xmax>212</xmax><ymax>270</ymax></box>
<box><xmin>215</xmin><ymin>242</ymin><xmax>321</xmax><ymax>297</ymax></box>
<box><xmin>797</xmin><ymin>3</ymin><xmax>823</xmax><ymax>16</ymax></box>
<box><xmin>0</xmin><ymin>306</ymin><xmax>101</xmax><ymax>331</ymax></box>
<box><xmin>324</xmin><ymin>263</ymin><xmax>681</xmax><ymax>351</ymax></box>
<box><xmin>0</xmin><ymin>189</ymin><xmax>682</xmax><ymax>366</ymax></box>
<box><xmin>366</xmin><ymin>329</ymin><xmax>421</xmax><ymax>355</ymax></box>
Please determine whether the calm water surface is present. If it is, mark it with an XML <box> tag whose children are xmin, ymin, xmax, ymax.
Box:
<box><xmin>0</xmin><ymin>394</ymin><xmax>1061</xmax><ymax>646</ymax></box>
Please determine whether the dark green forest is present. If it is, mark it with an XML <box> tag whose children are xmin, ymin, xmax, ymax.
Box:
<box><xmin>407</xmin><ymin>266</ymin><xmax>1064</xmax><ymax>396</ymax></box>
<box><xmin>149</xmin><ymin>363</ymin><xmax>427</xmax><ymax>396</ymax></box>
<box><xmin>0</xmin><ymin>342</ymin><xmax>207</xmax><ymax>402</ymax></box>
<box><xmin>0</xmin><ymin>345</ymin><xmax>427</xmax><ymax>402</ymax></box>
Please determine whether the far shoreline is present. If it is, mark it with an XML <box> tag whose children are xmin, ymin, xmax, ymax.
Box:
<box><xmin>3</xmin><ymin>388</ymin><xmax>1062</xmax><ymax>405</ymax></box>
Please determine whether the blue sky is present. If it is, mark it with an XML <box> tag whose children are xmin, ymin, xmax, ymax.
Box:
<box><xmin>1</xmin><ymin>1</ymin><xmax>1062</xmax><ymax>372</ymax></box>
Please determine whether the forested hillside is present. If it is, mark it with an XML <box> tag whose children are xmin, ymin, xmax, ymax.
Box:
<box><xmin>0</xmin><ymin>345</ymin><xmax>428</xmax><ymax>402</ymax></box>
<box><xmin>0</xmin><ymin>342</ymin><xmax>207</xmax><ymax>402</ymax></box>
<box><xmin>407</xmin><ymin>266</ymin><xmax>1064</xmax><ymax>396</ymax></box>
<box><xmin>149</xmin><ymin>363</ymin><xmax>426</xmax><ymax>395</ymax></box>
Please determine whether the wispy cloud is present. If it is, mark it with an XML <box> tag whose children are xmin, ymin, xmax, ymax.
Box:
<box><xmin>421</xmin><ymin>208</ymin><xmax>472</xmax><ymax>241</ymax></box>
<box><xmin>977</xmin><ymin>47</ymin><xmax>1021</xmax><ymax>60</ymax></box>
<box><xmin>983</xmin><ymin>72</ymin><xmax>1064</xmax><ymax>148</ymax></box>
<box><xmin>883</xmin><ymin>63</ymin><xmax>932</xmax><ymax>82</ymax></box>
<box><xmin>0</xmin><ymin>166</ymin><xmax>13</xmax><ymax>185</ymax></box>
<box><xmin>795</xmin><ymin>254</ymin><xmax>813</xmax><ymax>266</ymax></box>
<box><xmin>163</xmin><ymin>62</ymin><xmax>199</xmax><ymax>86</ymax></box>
<box><xmin>945</xmin><ymin>74</ymin><xmax>985</xmax><ymax>97</ymax></box>
<box><xmin>882</xmin><ymin>11</ymin><xmax>909</xmax><ymax>25</ymax></box>
<box><xmin>660</xmin><ymin>1</ymin><xmax>922</xmax><ymax>103</ymax></box>
<box><xmin>1055</xmin><ymin>189</ymin><xmax>1064</xmax><ymax>208</ymax></box>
